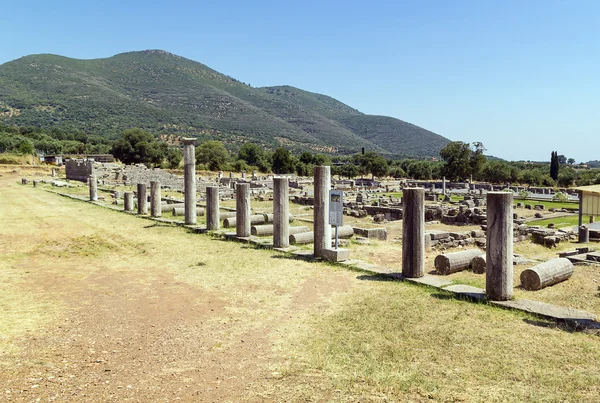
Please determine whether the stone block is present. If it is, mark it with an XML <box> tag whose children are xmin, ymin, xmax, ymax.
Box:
<box><xmin>322</xmin><ymin>248</ymin><xmax>350</xmax><ymax>262</ymax></box>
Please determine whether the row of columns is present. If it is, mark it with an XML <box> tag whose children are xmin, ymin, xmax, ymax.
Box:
<box><xmin>89</xmin><ymin>160</ymin><xmax>513</xmax><ymax>301</ymax></box>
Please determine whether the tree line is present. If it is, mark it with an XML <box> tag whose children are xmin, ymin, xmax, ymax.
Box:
<box><xmin>2</xmin><ymin>124</ymin><xmax>599</xmax><ymax>187</ymax></box>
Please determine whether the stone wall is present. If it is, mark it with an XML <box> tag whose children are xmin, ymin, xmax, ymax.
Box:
<box><xmin>65</xmin><ymin>159</ymin><xmax>94</xmax><ymax>182</ymax></box>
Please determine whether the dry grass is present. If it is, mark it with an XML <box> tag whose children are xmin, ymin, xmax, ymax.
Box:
<box><xmin>274</xmin><ymin>282</ymin><xmax>600</xmax><ymax>401</ymax></box>
<box><xmin>3</xmin><ymin>170</ymin><xmax>600</xmax><ymax>401</ymax></box>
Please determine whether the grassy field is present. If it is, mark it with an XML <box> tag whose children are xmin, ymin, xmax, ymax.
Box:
<box><xmin>528</xmin><ymin>214</ymin><xmax>588</xmax><ymax>228</ymax></box>
<box><xmin>515</xmin><ymin>198</ymin><xmax>579</xmax><ymax>210</ymax></box>
<box><xmin>2</xmin><ymin>168</ymin><xmax>600</xmax><ymax>401</ymax></box>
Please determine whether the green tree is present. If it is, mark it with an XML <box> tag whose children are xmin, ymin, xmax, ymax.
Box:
<box><xmin>18</xmin><ymin>139</ymin><xmax>34</xmax><ymax>155</ymax></box>
<box><xmin>440</xmin><ymin>141</ymin><xmax>486</xmax><ymax>181</ymax></box>
<box><xmin>110</xmin><ymin>128</ymin><xmax>166</xmax><ymax>166</ymax></box>
<box><xmin>339</xmin><ymin>163</ymin><xmax>360</xmax><ymax>179</ymax></box>
<box><xmin>238</xmin><ymin>143</ymin><xmax>265</xmax><ymax>166</ymax></box>
<box><xmin>165</xmin><ymin>148</ymin><xmax>182</xmax><ymax>169</ymax></box>
<box><xmin>354</xmin><ymin>152</ymin><xmax>389</xmax><ymax>179</ymax></box>
<box><xmin>196</xmin><ymin>141</ymin><xmax>229</xmax><ymax>171</ymax></box>
<box><xmin>557</xmin><ymin>167</ymin><xmax>576</xmax><ymax>187</ymax></box>
<box><xmin>272</xmin><ymin>147</ymin><xmax>295</xmax><ymax>174</ymax></box>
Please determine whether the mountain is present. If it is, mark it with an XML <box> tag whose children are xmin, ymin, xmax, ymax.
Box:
<box><xmin>0</xmin><ymin>50</ymin><xmax>450</xmax><ymax>157</ymax></box>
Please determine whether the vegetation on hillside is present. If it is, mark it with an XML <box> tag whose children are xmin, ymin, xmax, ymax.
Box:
<box><xmin>0</xmin><ymin>50</ymin><xmax>449</xmax><ymax>157</ymax></box>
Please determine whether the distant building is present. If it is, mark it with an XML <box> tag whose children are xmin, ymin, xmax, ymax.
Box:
<box><xmin>64</xmin><ymin>154</ymin><xmax>115</xmax><ymax>163</ymax></box>
<box><xmin>39</xmin><ymin>154</ymin><xmax>64</xmax><ymax>165</ymax></box>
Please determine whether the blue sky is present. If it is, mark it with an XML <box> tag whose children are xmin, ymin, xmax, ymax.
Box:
<box><xmin>3</xmin><ymin>0</ymin><xmax>599</xmax><ymax>162</ymax></box>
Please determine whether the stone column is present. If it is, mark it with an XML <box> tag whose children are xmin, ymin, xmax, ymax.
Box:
<box><xmin>51</xmin><ymin>168</ymin><xmax>56</xmax><ymax>177</ymax></box>
<box><xmin>486</xmin><ymin>192</ymin><xmax>514</xmax><ymax>301</ymax></box>
<box><xmin>183</xmin><ymin>138</ymin><xmax>197</xmax><ymax>225</ymax></box>
<box><xmin>236</xmin><ymin>183</ymin><xmax>251</xmax><ymax>237</ymax></box>
<box><xmin>206</xmin><ymin>186</ymin><xmax>220</xmax><ymax>230</ymax></box>
<box><xmin>124</xmin><ymin>191</ymin><xmax>134</xmax><ymax>212</ymax></box>
<box><xmin>402</xmin><ymin>188</ymin><xmax>425</xmax><ymax>278</ymax></box>
<box><xmin>137</xmin><ymin>183</ymin><xmax>148</xmax><ymax>215</ymax></box>
<box><xmin>314</xmin><ymin>165</ymin><xmax>331</xmax><ymax>257</ymax></box>
<box><xmin>442</xmin><ymin>176</ymin><xmax>446</xmax><ymax>195</ymax></box>
<box><xmin>273</xmin><ymin>177</ymin><xmax>290</xmax><ymax>248</ymax></box>
<box><xmin>242</xmin><ymin>170</ymin><xmax>246</xmax><ymax>180</ymax></box>
<box><xmin>150</xmin><ymin>181</ymin><xmax>161</xmax><ymax>218</ymax></box>
<box><xmin>89</xmin><ymin>175</ymin><xmax>98</xmax><ymax>201</ymax></box>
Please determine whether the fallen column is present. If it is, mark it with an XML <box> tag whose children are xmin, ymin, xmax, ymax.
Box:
<box><xmin>161</xmin><ymin>203</ymin><xmax>185</xmax><ymax>213</ymax></box>
<box><xmin>172</xmin><ymin>207</ymin><xmax>205</xmax><ymax>217</ymax></box>
<box><xmin>434</xmin><ymin>249</ymin><xmax>484</xmax><ymax>275</ymax></box>
<box><xmin>264</xmin><ymin>213</ymin><xmax>295</xmax><ymax>223</ymax></box>
<box><xmin>290</xmin><ymin>225</ymin><xmax>354</xmax><ymax>245</ymax></box>
<box><xmin>472</xmin><ymin>255</ymin><xmax>487</xmax><ymax>274</ymax></box>
<box><xmin>402</xmin><ymin>188</ymin><xmax>425</xmax><ymax>278</ymax></box>
<box><xmin>206</xmin><ymin>186</ymin><xmax>220</xmax><ymax>231</ymax></box>
<box><xmin>486</xmin><ymin>192</ymin><xmax>514</xmax><ymax>300</ymax></box>
<box><xmin>251</xmin><ymin>225</ymin><xmax>310</xmax><ymax>237</ymax></box>
<box><xmin>223</xmin><ymin>214</ymin><xmax>266</xmax><ymax>228</ymax></box>
<box><xmin>520</xmin><ymin>258</ymin><xmax>574</xmax><ymax>290</ymax></box>
<box><xmin>219</xmin><ymin>212</ymin><xmax>236</xmax><ymax>220</ymax></box>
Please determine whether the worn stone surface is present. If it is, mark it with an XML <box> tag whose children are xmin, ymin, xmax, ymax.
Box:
<box><xmin>402</xmin><ymin>188</ymin><xmax>425</xmax><ymax>278</ymax></box>
<box><xmin>486</xmin><ymin>192</ymin><xmax>513</xmax><ymax>301</ymax></box>
<box><xmin>322</xmin><ymin>248</ymin><xmax>350</xmax><ymax>262</ymax></box>
<box><xmin>123</xmin><ymin>191</ymin><xmax>134</xmax><ymax>212</ymax></box>
<box><xmin>443</xmin><ymin>284</ymin><xmax>486</xmax><ymax>300</ymax></box>
<box><xmin>236</xmin><ymin>183</ymin><xmax>251</xmax><ymax>237</ymax></box>
<box><xmin>434</xmin><ymin>249</ymin><xmax>484</xmax><ymax>275</ymax></box>
<box><xmin>273</xmin><ymin>177</ymin><xmax>289</xmax><ymax>248</ymax></box>
<box><xmin>89</xmin><ymin>175</ymin><xmax>98</xmax><ymax>201</ymax></box>
<box><xmin>313</xmin><ymin>166</ymin><xmax>331</xmax><ymax>258</ymax></box>
<box><xmin>405</xmin><ymin>275</ymin><xmax>453</xmax><ymax>288</ymax></box>
<box><xmin>150</xmin><ymin>181</ymin><xmax>161</xmax><ymax>218</ymax></box>
<box><xmin>206</xmin><ymin>186</ymin><xmax>220</xmax><ymax>231</ymax></box>
<box><xmin>137</xmin><ymin>183</ymin><xmax>147</xmax><ymax>215</ymax></box>
<box><xmin>520</xmin><ymin>258</ymin><xmax>573</xmax><ymax>290</ymax></box>
<box><xmin>183</xmin><ymin>138</ymin><xmax>197</xmax><ymax>225</ymax></box>
<box><xmin>490</xmin><ymin>299</ymin><xmax>596</xmax><ymax>321</ymax></box>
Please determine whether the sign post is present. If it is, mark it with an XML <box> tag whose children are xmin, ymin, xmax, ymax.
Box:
<box><xmin>329</xmin><ymin>190</ymin><xmax>344</xmax><ymax>250</ymax></box>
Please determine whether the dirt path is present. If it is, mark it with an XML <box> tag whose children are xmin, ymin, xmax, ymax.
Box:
<box><xmin>0</xmin><ymin>173</ymin><xmax>355</xmax><ymax>402</ymax></box>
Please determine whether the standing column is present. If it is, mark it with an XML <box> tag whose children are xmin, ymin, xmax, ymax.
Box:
<box><xmin>442</xmin><ymin>176</ymin><xmax>446</xmax><ymax>195</ymax></box>
<box><xmin>314</xmin><ymin>166</ymin><xmax>331</xmax><ymax>257</ymax></box>
<box><xmin>183</xmin><ymin>138</ymin><xmax>197</xmax><ymax>225</ymax></box>
<box><xmin>51</xmin><ymin>168</ymin><xmax>56</xmax><ymax>177</ymax></box>
<box><xmin>273</xmin><ymin>177</ymin><xmax>290</xmax><ymax>248</ymax></box>
<box><xmin>236</xmin><ymin>183</ymin><xmax>251</xmax><ymax>237</ymax></box>
<box><xmin>124</xmin><ymin>191</ymin><xmax>134</xmax><ymax>212</ymax></box>
<box><xmin>150</xmin><ymin>181</ymin><xmax>161</xmax><ymax>218</ymax></box>
<box><xmin>206</xmin><ymin>186</ymin><xmax>220</xmax><ymax>230</ymax></box>
<box><xmin>137</xmin><ymin>183</ymin><xmax>148</xmax><ymax>215</ymax></box>
<box><xmin>486</xmin><ymin>192</ymin><xmax>514</xmax><ymax>301</ymax></box>
<box><xmin>89</xmin><ymin>175</ymin><xmax>98</xmax><ymax>201</ymax></box>
<box><xmin>402</xmin><ymin>188</ymin><xmax>425</xmax><ymax>278</ymax></box>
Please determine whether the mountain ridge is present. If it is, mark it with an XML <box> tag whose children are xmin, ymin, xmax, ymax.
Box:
<box><xmin>0</xmin><ymin>49</ymin><xmax>450</xmax><ymax>157</ymax></box>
